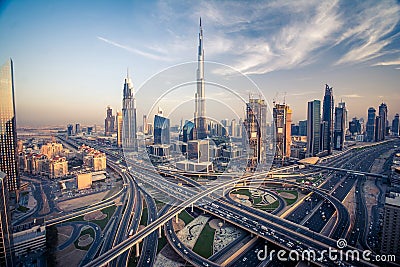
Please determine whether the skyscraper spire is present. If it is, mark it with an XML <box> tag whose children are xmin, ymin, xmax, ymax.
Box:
<box><xmin>194</xmin><ymin>17</ymin><xmax>207</xmax><ymax>139</ymax></box>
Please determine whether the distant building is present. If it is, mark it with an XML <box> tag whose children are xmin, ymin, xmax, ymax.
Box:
<box><xmin>76</xmin><ymin>173</ymin><xmax>92</xmax><ymax>190</ymax></box>
<box><xmin>0</xmin><ymin>59</ymin><xmax>19</xmax><ymax>192</ymax></box>
<box><xmin>230</xmin><ymin>119</ymin><xmax>236</xmax><ymax>137</ymax></box>
<box><xmin>0</xmin><ymin>172</ymin><xmax>14</xmax><ymax>267</ymax></box>
<box><xmin>104</xmin><ymin>106</ymin><xmax>115</xmax><ymax>136</ymax></box>
<box><xmin>12</xmin><ymin>218</ymin><xmax>46</xmax><ymax>259</ymax></box>
<box><xmin>333</xmin><ymin>105</ymin><xmax>345</xmax><ymax>150</ymax></box>
<box><xmin>307</xmin><ymin>100</ymin><xmax>321</xmax><ymax>157</ymax></box>
<box><xmin>366</xmin><ymin>107</ymin><xmax>376</xmax><ymax>142</ymax></box>
<box><xmin>245</xmin><ymin>97</ymin><xmax>268</xmax><ymax>171</ymax></box>
<box><xmin>149</xmin><ymin>144</ymin><xmax>171</xmax><ymax>163</ymax></box>
<box><xmin>143</xmin><ymin>115</ymin><xmax>148</xmax><ymax>134</ymax></box>
<box><xmin>67</xmin><ymin>124</ymin><xmax>74</xmax><ymax>136</ymax></box>
<box><xmin>375</xmin><ymin>116</ymin><xmax>383</xmax><ymax>142</ymax></box>
<box><xmin>40</xmin><ymin>142</ymin><xmax>63</xmax><ymax>159</ymax></box>
<box><xmin>322</xmin><ymin>84</ymin><xmax>334</xmax><ymax>154</ymax></box>
<box><xmin>381</xmin><ymin>193</ymin><xmax>400</xmax><ymax>258</ymax></box>
<box><xmin>273</xmin><ymin>103</ymin><xmax>292</xmax><ymax>162</ymax></box>
<box><xmin>349</xmin><ymin>117</ymin><xmax>362</xmax><ymax>135</ymax></box>
<box><xmin>116</xmin><ymin>111</ymin><xmax>123</xmax><ymax>147</ymax></box>
<box><xmin>75</xmin><ymin>123</ymin><xmax>81</xmax><ymax>135</ymax></box>
<box><xmin>392</xmin><ymin>114</ymin><xmax>399</xmax><ymax>136</ymax></box>
<box><xmin>188</xmin><ymin>139</ymin><xmax>210</xmax><ymax>163</ymax></box>
<box><xmin>182</xmin><ymin>120</ymin><xmax>195</xmax><ymax>143</ymax></box>
<box><xmin>299</xmin><ymin>120</ymin><xmax>307</xmax><ymax>136</ymax></box>
<box><xmin>49</xmin><ymin>156</ymin><xmax>68</xmax><ymax>178</ymax></box>
<box><xmin>379</xmin><ymin>103</ymin><xmax>388</xmax><ymax>137</ymax></box>
<box><xmin>122</xmin><ymin>71</ymin><xmax>137</xmax><ymax>151</ymax></box>
<box><xmin>338</xmin><ymin>101</ymin><xmax>348</xmax><ymax>134</ymax></box>
<box><xmin>154</xmin><ymin>113</ymin><xmax>170</xmax><ymax>145</ymax></box>
<box><xmin>291</xmin><ymin>124</ymin><xmax>299</xmax><ymax>136</ymax></box>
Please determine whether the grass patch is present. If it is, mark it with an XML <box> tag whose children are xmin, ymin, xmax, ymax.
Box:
<box><xmin>193</xmin><ymin>223</ymin><xmax>215</xmax><ymax>258</ymax></box>
<box><xmin>17</xmin><ymin>205</ymin><xmax>29</xmax><ymax>212</ymax></box>
<box><xmin>178</xmin><ymin>210</ymin><xmax>194</xmax><ymax>225</ymax></box>
<box><xmin>233</xmin><ymin>189</ymin><xmax>251</xmax><ymax>197</ymax></box>
<box><xmin>74</xmin><ymin>226</ymin><xmax>95</xmax><ymax>251</ymax></box>
<box><xmin>252</xmin><ymin>196</ymin><xmax>262</xmax><ymax>205</ymax></box>
<box><xmin>65</xmin><ymin>205</ymin><xmax>116</xmax><ymax>230</ymax></box>
<box><xmin>277</xmin><ymin>190</ymin><xmax>298</xmax><ymax>206</ymax></box>
<box><xmin>140</xmin><ymin>207</ymin><xmax>148</xmax><ymax>226</ymax></box>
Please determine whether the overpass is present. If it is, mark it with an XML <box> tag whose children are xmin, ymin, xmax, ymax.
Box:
<box><xmin>309</xmin><ymin>165</ymin><xmax>387</xmax><ymax>179</ymax></box>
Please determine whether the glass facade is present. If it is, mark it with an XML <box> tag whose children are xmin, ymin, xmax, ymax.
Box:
<box><xmin>0</xmin><ymin>59</ymin><xmax>19</xmax><ymax>192</ymax></box>
<box><xmin>0</xmin><ymin>172</ymin><xmax>14</xmax><ymax>267</ymax></box>
<box><xmin>154</xmin><ymin>115</ymin><xmax>170</xmax><ymax>145</ymax></box>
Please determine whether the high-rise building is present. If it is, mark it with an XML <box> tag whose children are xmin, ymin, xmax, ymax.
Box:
<box><xmin>291</xmin><ymin>124</ymin><xmax>299</xmax><ymax>136</ymax></box>
<box><xmin>322</xmin><ymin>84</ymin><xmax>334</xmax><ymax>154</ymax></box>
<box><xmin>193</xmin><ymin>18</ymin><xmax>208</xmax><ymax>139</ymax></box>
<box><xmin>333</xmin><ymin>106</ymin><xmax>345</xmax><ymax>150</ymax></box>
<box><xmin>154</xmin><ymin>113</ymin><xmax>170</xmax><ymax>145</ymax></box>
<box><xmin>366</xmin><ymin>107</ymin><xmax>376</xmax><ymax>142</ymax></box>
<box><xmin>67</xmin><ymin>124</ymin><xmax>74</xmax><ymax>136</ymax></box>
<box><xmin>104</xmin><ymin>106</ymin><xmax>115</xmax><ymax>136</ymax></box>
<box><xmin>0</xmin><ymin>171</ymin><xmax>14</xmax><ymax>267</ymax></box>
<box><xmin>143</xmin><ymin>115</ymin><xmax>148</xmax><ymax>135</ymax></box>
<box><xmin>349</xmin><ymin>117</ymin><xmax>362</xmax><ymax>135</ymax></box>
<box><xmin>230</xmin><ymin>119</ymin><xmax>236</xmax><ymax>137</ymax></box>
<box><xmin>245</xmin><ymin>97</ymin><xmax>268</xmax><ymax>171</ymax></box>
<box><xmin>0</xmin><ymin>59</ymin><xmax>19</xmax><ymax>192</ymax></box>
<box><xmin>338</xmin><ymin>101</ymin><xmax>348</xmax><ymax>133</ymax></box>
<box><xmin>379</xmin><ymin>103</ymin><xmax>388</xmax><ymax>138</ymax></box>
<box><xmin>273</xmin><ymin>103</ymin><xmax>292</xmax><ymax>162</ymax></box>
<box><xmin>299</xmin><ymin>120</ymin><xmax>307</xmax><ymax>136</ymax></box>
<box><xmin>381</xmin><ymin>193</ymin><xmax>400</xmax><ymax>258</ymax></box>
<box><xmin>75</xmin><ymin>123</ymin><xmax>81</xmax><ymax>135</ymax></box>
<box><xmin>392</xmin><ymin>114</ymin><xmax>399</xmax><ymax>136</ymax></box>
<box><xmin>375</xmin><ymin>116</ymin><xmax>383</xmax><ymax>142</ymax></box>
<box><xmin>307</xmin><ymin>100</ymin><xmax>321</xmax><ymax>157</ymax></box>
<box><xmin>122</xmin><ymin>71</ymin><xmax>137</xmax><ymax>151</ymax></box>
<box><xmin>116</xmin><ymin>111</ymin><xmax>123</xmax><ymax>147</ymax></box>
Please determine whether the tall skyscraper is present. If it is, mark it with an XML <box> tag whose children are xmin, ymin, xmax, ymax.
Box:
<box><xmin>392</xmin><ymin>114</ymin><xmax>399</xmax><ymax>136</ymax></box>
<box><xmin>116</xmin><ymin>111</ymin><xmax>123</xmax><ymax>147</ymax></box>
<box><xmin>375</xmin><ymin>116</ymin><xmax>383</xmax><ymax>142</ymax></box>
<box><xmin>143</xmin><ymin>115</ymin><xmax>148</xmax><ymax>135</ymax></box>
<box><xmin>307</xmin><ymin>100</ymin><xmax>321</xmax><ymax>157</ymax></box>
<box><xmin>122</xmin><ymin>71</ymin><xmax>137</xmax><ymax>151</ymax></box>
<box><xmin>299</xmin><ymin>120</ymin><xmax>307</xmax><ymax>136</ymax></box>
<box><xmin>349</xmin><ymin>117</ymin><xmax>362</xmax><ymax>135</ymax></box>
<box><xmin>154</xmin><ymin>113</ymin><xmax>170</xmax><ymax>145</ymax></box>
<box><xmin>75</xmin><ymin>123</ymin><xmax>81</xmax><ymax>135</ymax></box>
<box><xmin>338</xmin><ymin>101</ymin><xmax>348</xmax><ymax>133</ymax></box>
<box><xmin>230</xmin><ymin>119</ymin><xmax>236</xmax><ymax>137</ymax></box>
<box><xmin>0</xmin><ymin>59</ymin><xmax>19</xmax><ymax>192</ymax></box>
<box><xmin>273</xmin><ymin>103</ymin><xmax>292</xmax><ymax>162</ymax></box>
<box><xmin>381</xmin><ymin>193</ymin><xmax>400</xmax><ymax>257</ymax></box>
<box><xmin>322</xmin><ymin>84</ymin><xmax>334</xmax><ymax>154</ymax></box>
<box><xmin>0</xmin><ymin>172</ymin><xmax>14</xmax><ymax>267</ymax></box>
<box><xmin>193</xmin><ymin>18</ymin><xmax>208</xmax><ymax>139</ymax></box>
<box><xmin>67</xmin><ymin>124</ymin><xmax>74</xmax><ymax>136</ymax></box>
<box><xmin>104</xmin><ymin>106</ymin><xmax>115</xmax><ymax>136</ymax></box>
<box><xmin>379</xmin><ymin>103</ymin><xmax>388</xmax><ymax>138</ymax></box>
<box><xmin>366</xmin><ymin>107</ymin><xmax>376</xmax><ymax>142</ymax></box>
<box><xmin>333</xmin><ymin>105</ymin><xmax>345</xmax><ymax>150</ymax></box>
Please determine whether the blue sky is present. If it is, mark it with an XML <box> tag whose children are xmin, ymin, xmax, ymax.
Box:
<box><xmin>1</xmin><ymin>0</ymin><xmax>399</xmax><ymax>127</ymax></box>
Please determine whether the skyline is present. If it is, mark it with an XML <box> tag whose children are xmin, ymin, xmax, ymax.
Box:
<box><xmin>1</xmin><ymin>0</ymin><xmax>400</xmax><ymax>127</ymax></box>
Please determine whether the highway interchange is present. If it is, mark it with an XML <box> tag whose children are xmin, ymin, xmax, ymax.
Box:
<box><xmin>21</xmin><ymin>136</ymin><xmax>400</xmax><ymax>267</ymax></box>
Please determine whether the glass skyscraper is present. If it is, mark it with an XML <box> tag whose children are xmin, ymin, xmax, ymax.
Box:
<box><xmin>307</xmin><ymin>100</ymin><xmax>321</xmax><ymax>157</ymax></box>
<box><xmin>0</xmin><ymin>59</ymin><xmax>19</xmax><ymax>192</ymax></box>
<box><xmin>154</xmin><ymin>114</ymin><xmax>170</xmax><ymax>145</ymax></box>
<box><xmin>0</xmin><ymin>171</ymin><xmax>14</xmax><ymax>267</ymax></box>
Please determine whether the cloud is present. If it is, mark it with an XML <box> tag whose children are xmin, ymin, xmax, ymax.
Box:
<box><xmin>341</xmin><ymin>94</ymin><xmax>363</xmax><ymax>98</ymax></box>
<box><xmin>97</xmin><ymin>36</ymin><xmax>172</xmax><ymax>62</ymax></box>
<box><xmin>372</xmin><ymin>60</ymin><xmax>400</xmax><ymax>66</ymax></box>
<box><xmin>335</xmin><ymin>1</ymin><xmax>400</xmax><ymax>65</ymax></box>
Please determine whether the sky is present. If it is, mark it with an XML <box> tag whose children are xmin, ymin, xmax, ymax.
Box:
<box><xmin>0</xmin><ymin>0</ymin><xmax>400</xmax><ymax>127</ymax></box>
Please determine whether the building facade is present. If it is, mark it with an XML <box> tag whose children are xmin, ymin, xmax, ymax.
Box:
<box><xmin>333</xmin><ymin>106</ymin><xmax>345</xmax><ymax>150</ymax></box>
<box><xmin>393</xmin><ymin>114</ymin><xmax>399</xmax><ymax>136</ymax></box>
<box><xmin>0</xmin><ymin>59</ymin><xmax>19</xmax><ymax>192</ymax></box>
<box><xmin>273</xmin><ymin>103</ymin><xmax>292</xmax><ymax>162</ymax></box>
<box><xmin>104</xmin><ymin>106</ymin><xmax>115</xmax><ymax>136</ymax></box>
<box><xmin>381</xmin><ymin>193</ymin><xmax>400</xmax><ymax>258</ymax></box>
<box><xmin>122</xmin><ymin>72</ymin><xmax>137</xmax><ymax>151</ymax></box>
<box><xmin>307</xmin><ymin>100</ymin><xmax>321</xmax><ymax>157</ymax></box>
<box><xmin>322</xmin><ymin>84</ymin><xmax>334</xmax><ymax>154</ymax></box>
<box><xmin>0</xmin><ymin>172</ymin><xmax>14</xmax><ymax>267</ymax></box>
<box><xmin>116</xmin><ymin>111</ymin><xmax>123</xmax><ymax>147</ymax></box>
<box><xmin>379</xmin><ymin>103</ymin><xmax>388</xmax><ymax>138</ymax></box>
<box><xmin>366</xmin><ymin>107</ymin><xmax>376</xmax><ymax>142</ymax></box>
<box><xmin>154</xmin><ymin>114</ymin><xmax>170</xmax><ymax>145</ymax></box>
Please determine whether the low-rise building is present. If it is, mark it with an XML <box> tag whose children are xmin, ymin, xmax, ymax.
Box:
<box><xmin>49</xmin><ymin>156</ymin><xmax>68</xmax><ymax>178</ymax></box>
<box><xmin>76</xmin><ymin>173</ymin><xmax>92</xmax><ymax>190</ymax></box>
<box><xmin>12</xmin><ymin>219</ymin><xmax>46</xmax><ymax>259</ymax></box>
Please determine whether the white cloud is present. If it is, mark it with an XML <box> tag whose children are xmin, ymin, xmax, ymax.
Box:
<box><xmin>97</xmin><ymin>36</ymin><xmax>173</xmax><ymax>62</ymax></box>
<box><xmin>341</xmin><ymin>94</ymin><xmax>363</xmax><ymax>98</ymax></box>
<box><xmin>372</xmin><ymin>60</ymin><xmax>400</xmax><ymax>66</ymax></box>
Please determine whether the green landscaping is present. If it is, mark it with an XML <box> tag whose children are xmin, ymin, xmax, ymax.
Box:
<box><xmin>17</xmin><ymin>205</ymin><xmax>29</xmax><ymax>212</ymax></box>
<box><xmin>94</xmin><ymin>205</ymin><xmax>116</xmax><ymax>230</ymax></box>
<box><xmin>193</xmin><ymin>223</ymin><xmax>215</xmax><ymax>258</ymax></box>
<box><xmin>179</xmin><ymin>210</ymin><xmax>194</xmax><ymax>225</ymax></box>
<box><xmin>233</xmin><ymin>189</ymin><xmax>251</xmax><ymax>197</ymax></box>
<box><xmin>259</xmin><ymin>200</ymin><xmax>279</xmax><ymax>210</ymax></box>
<box><xmin>74</xmin><ymin>226</ymin><xmax>95</xmax><ymax>251</ymax></box>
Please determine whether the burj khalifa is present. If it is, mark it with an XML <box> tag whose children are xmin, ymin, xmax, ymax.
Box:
<box><xmin>194</xmin><ymin>18</ymin><xmax>208</xmax><ymax>139</ymax></box>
